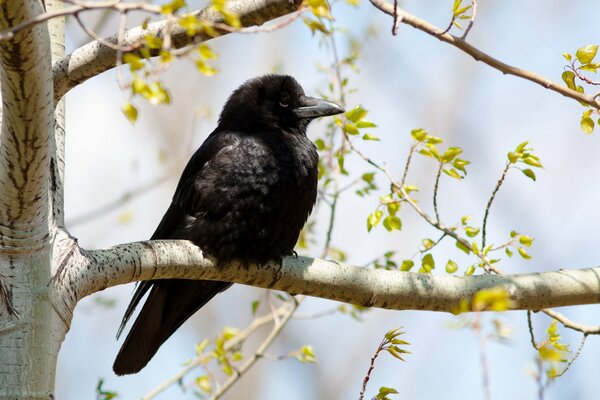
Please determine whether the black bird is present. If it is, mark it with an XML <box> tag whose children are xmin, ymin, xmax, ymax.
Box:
<box><xmin>113</xmin><ymin>74</ymin><xmax>344</xmax><ymax>375</ymax></box>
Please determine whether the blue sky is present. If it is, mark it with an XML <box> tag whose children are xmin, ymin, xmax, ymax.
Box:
<box><xmin>59</xmin><ymin>1</ymin><xmax>600</xmax><ymax>399</ymax></box>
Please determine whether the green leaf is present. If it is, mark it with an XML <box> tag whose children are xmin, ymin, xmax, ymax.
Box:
<box><xmin>519</xmin><ymin>235</ymin><xmax>534</xmax><ymax>247</ymax></box>
<box><xmin>195</xmin><ymin>60</ymin><xmax>218</xmax><ymax>76</ymax></box>
<box><xmin>465</xmin><ymin>226</ymin><xmax>480</xmax><ymax>237</ymax></box>
<box><xmin>195</xmin><ymin>338</ymin><xmax>210</xmax><ymax>355</ymax></box>
<box><xmin>196</xmin><ymin>376</ymin><xmax>212</xmax><ymax>393</ymax></box>
<box><xmin>442</xmin><ymin>168</ymin><xmax>462</xmax><ymax>180</ymax></box>
<box><xmin>345</xmin><ymin>105</ymin><xmax>368</xmax><ymax>122</ymax></box>
<box><xmin>507</xmin><ymin>151</ymin><xmax>519</xmax><ymax>164</ymax></box>
<box><xmin>465</xmin><ymin>264</ymin><xmax>475</xmax><ymax>276</ymax></box>
<box><xmin>122</xmin><ymin>102</ymin><xmax>138</xmax><ymax>124</ymax></box>
<box><xmin>343</xmin><ymin>123</ymin><xmax>359</xmax><ymax>135</ymax></box>
<box><xmin>251</xmin><ymin>300</ymin><xmax>260</xmax><ymax>315</ymax></box>
<box><xmin>400</xmin><ymin>260</ymin><xmax>414</xmax><ymax>271</ymax></box>
<box><xmin>297</xmin><ymin>345</ymin><xmax>317</xmax><ymax>363</ymax></box>
<box><xmin>161</xmin><ymin>0</ymin><xmax>186</xmax><ymax>14</ymax></box>
<box><xmin>461</xmin><ymin>215</ymin><xmax>472</xmax><ymax>225</ymax></box>
<box><xmin>410</xmin><ymin>128</ymin><xmax>427</xmax><ymax>141</ymax></box>
<box><xmin>376</xmin><ymin>386</ymin><xmax>399</xmax><ymax>399</ymax></box>
<box><xmin>445</xmin><ymin>259</ymin><xmax>458</xmax><ymax>274</ymax></box>
<box><xmin>453</xmin><ymin>158</ymin><xmax>470</xmax><ymax>173</ymax></box>
<box><xmin>367</xmin><ymin>210</ymin><xmax>384</xmax><ymax>232</ymax></box>
<box><xmin>357</xmin><ymin>120</ymin><xmax>377</xmax><ymax>128</ymax></box>
<box><xmin>515</xmin><ymin>141</ymin><xmax>529</xmax><ymax>153</ymax></box>
<box><xmin>561</xmin><ymin>71</ymin><xmax>576</xmax><ymax>90</ymax></box>
<box><xmin>362</xmin><ymin>133</ymin><xmax>380</xmax><ymax>141</ymax></box>
<box><xmin>576</xmin><ymin>44</ymin><xmax>599</xmax><ymax>64</ymax></box>
<box><xmin>523</xmin><ymin>157</ymin><xmax>543</xmax><ymax>168</ymax></box>
<box><xmin>178</xmin><ymin>14</ymin><xmax>200</xmax><ymax>35</ymax></box>
<box><xmin>386</xmin><ymin>202</ymin><xmax>400</xmax><ymax>215</ymax></box>
<box><xmin>562</xmin><ymin>52</ymin><xmax>572</xmax><ymax>62</ymax></box>
<box><xmin>387</xmin><ymin>346</ymin><xmax>408</xmax><ymax>361</ymax></box>
<box><xmin>422</xmin><ymin>238</ymin><xmax>435</xmax><ymax>250</ymax></box>
<box><xmin>144</xmin><ymin>34</ymin><xmax>163</xmax><ymax>49</ymax></box>
<box><xmin>421</xmin><ymin>253</ymin><xmax>434</xmax><ymax>273</ymax></box>
<box><xmin>362</xmin><ymin>172</ymin><xmax>375</xmax><ymax>183</ymax></box>
<box><xmin>198</xmin><ymin>43</ymin><xmax>218</xmax><ymax>60</ymax></box>
<box><xmin>505</xmin><ymin>248</ymin><xmax>513</xmax><ymax>257</ymax></box>
<box><xmin>581</xmin><ymin>115</ymin><xmax>595</xmax><ymax>134</ymax></box>
<box><xmin>522</xmin><ymin>168</ymin><xmax>536</xmax><ymax>181</ymax></box>
<box><xmin>518</xmin><ymin>247</ymin><xmax>532</xmax><ymax>259</ymax></box>
<box><xmin>425</xmin><ymin>136</ymin><xmax>443</xmax><ymax>144</ymax></box>
<box><xmin>123</xmin><ymin>53</ymin><xmax>144</xmax><ymax>71</ymax></box>
<box><xmin>303</xmin><ymin>17</ymin><xmax>329</xmax><ymax>35</ymax></box>
<box><xmin>456</xmin><ymin>240</ymin><xmax>471</xmax><ymax>254</ymax></box>
<box><xmin>383</xmin><ymin>215</ymin><xmax>402</xmax><ymax>231</ymax></box>
<box><xmin>441</xmin><ymin>147</ymin><xmax>463</xmax><ymax>163</ymax></box>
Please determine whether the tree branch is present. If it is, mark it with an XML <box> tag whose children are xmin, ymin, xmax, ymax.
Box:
<box><xmin>368</xmin><ymin>0</ymin><xmax>600</xmax><ymax>110</ymax></box>
<box><xmin>0</xmin><ymin>0</ymin><xmax>54</xmax><ymax>247</ymax></box>
<box><xmin>52</xmin><ymin>0</ymin><xmax>303</xmax><ymax>103</ymax></box>
<box><xmin>54</xmin><ymin>239</ymin><xmax>600</xmax><ymax>315</ymax></box>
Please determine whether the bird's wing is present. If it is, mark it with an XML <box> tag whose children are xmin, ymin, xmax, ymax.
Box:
<box><xmin>115</xmin><ymin>131</ymin><xmax>242</xmax><ymax>339</ymax></box>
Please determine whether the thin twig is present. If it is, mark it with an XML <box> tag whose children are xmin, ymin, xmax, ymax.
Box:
<box><xmin>432</xmin><ymin>162</ymin><xmax>443</xmax><ymax>223</ymax></box>
<box><xmin>482</xmin><ymin>162</ymin><xmax>510</xmax><ymax>249</ymax></box>
<box><xmin>74</xmin><ymin>14</ymin><xmax>140</xmax><ymax>51</ymax></box>
<box><xmin>0</xmin><ymin>0</ymin><xmax>160</xmax><ymax>40</ymax></box>
<box><xmin>142</xmin><ymin>302</ymin><xmax>294</xmax><ymax>400</ymax></box>
<box><xmin>461</xmin><ymin>0</ymin><xmax>477</xmax><ymax>39</ymax></box>
<box><xmin>368</xmin><ymin>0</ymin><xmax>600</xmax><ymax>110</ymax></box>
<box><xmin>358</xmin><ymin>337</ymin><xmax>385</xmax><ymax>400</ymax></box>
<box><xmin>527</xmin><ymin>311</ymin><xmax>538</xmax><ymax>350</ymax></box>
<box><xmin>473</xmin><ymin>313</ymin><xmax>491</xmax><ymax>400</ymax></box>
<box><xmin>209</xmin><ymin>300</ymin><xmax>299</xmax><ymax>399</ymax></box>
<box><xmin>553</xmin><ymin>333</ymin><xmax>587</xmax><ymax>379</ymax></box>
<box><xmin>541</xmin><ymin>308</ymin><xmax>600</xmax><ymax>335</ymax></box>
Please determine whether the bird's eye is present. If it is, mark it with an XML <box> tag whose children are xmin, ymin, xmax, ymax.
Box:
<box><xmin>279</xmin><ymin>100</ymin><xmax>289</xmax><ymax>108</ymax></box>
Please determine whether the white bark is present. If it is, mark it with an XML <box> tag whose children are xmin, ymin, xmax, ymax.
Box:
<box><xmin>52</xmin><ymin>0</ymin><xmax>303</xmax><ymax>102</ymax></box>
<box><xmin>54</xmin><ymin>239</ymin><xmax>600</xmax><ymax>313</ymax></box>
<box><xmin>0</xmin><ymin>1</ymin><xmax>62</xmax><ymax>399</ymax></box>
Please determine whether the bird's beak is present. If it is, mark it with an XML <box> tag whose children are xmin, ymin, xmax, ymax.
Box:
<box><xmin>294</xmin><ymin>96</ymin><xmax>345</xmax><ymax>119</ymax></box>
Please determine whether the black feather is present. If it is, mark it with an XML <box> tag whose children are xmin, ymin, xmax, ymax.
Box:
<box><xmin>113</xmin><ymin>75</ymin><xmax>343</xmax><ymax>375</ymax></box>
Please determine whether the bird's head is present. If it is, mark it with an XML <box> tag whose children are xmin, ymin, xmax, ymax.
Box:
<box><xmin>217</xmin><ymin>74</ymin><xmax>344</xmax><ymax>134</ymax></box>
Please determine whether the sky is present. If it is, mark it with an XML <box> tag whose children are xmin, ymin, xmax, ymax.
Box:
<box><xmin>57</xmin><ymin>1</ymin><xmax>600</xmax><ymax>399</ymax></box>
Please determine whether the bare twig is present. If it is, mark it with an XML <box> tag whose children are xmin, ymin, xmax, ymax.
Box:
<box><xmin>473</xmin><ymin>313</ymin><xmax>491</xmax><ymax>400</ymax></box>
<box><xmin>527</xmin><ymin>310</ymin><xmax>538</xmax><ymax>350</ymax></box>
<box><xmin>142</xmin><ymin>301</ymin><xmax>295</xmax><ymax>400</ymax></box>
<box><xmin>368</xmin><ymin>0</ymin><xmax>600</xmax><ymax>110</ymax></box>
<box><xmin>0</xmin><ymin>0</ymin><xmax>160</xmax><ymax>41</ymax></box>
<box><xmin>541</xmin><ymin>308</ymin><xmax>600</xmax><ymax>335</ymax></box>
<box><xmin>553</xmin><ymin>333</ymin><xmax>587</xmax><ymax>379</ymax></box>
<box><xmin>461</xmin><ymin>0</ymin><xmax>477</xmax><ymax>39</ymax></box>
<box><xmin>358</xmin><ymin>336</ymin><xmax>385</xmax><ymax>400</ymax></box>
<box><xmin>432</xmin><ymin>162</ymin><xmax>443</xmax><ymax>223</ymax></box>
<box><xmin>482</xmin><ymin>161</ymin><xmax>510</xmax><ymax>249</ymax></box>
<box><xmin>209</xmin><ymin>299</ymin><xmax>299</xmax><ymax>399</ymax></box>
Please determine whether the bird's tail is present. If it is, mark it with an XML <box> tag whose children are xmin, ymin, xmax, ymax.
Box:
<box><xmin>113</xmin><ymin>279</ymin><xmax>232</xmax><ymax>375</ymax></box>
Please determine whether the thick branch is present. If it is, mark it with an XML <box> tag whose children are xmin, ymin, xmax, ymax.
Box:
<box><xmin>57</xmin><ymin>240</ymin><xmax>600</xmax><ymax>314</ymax></box>
<box><xmin>52</xmin><ymin>0</ymin><xmax>302</xmax><ymax>102</ymax></box>
<box><xmin>0</xmin><ymin>0</ymin><xmax>54</xmax><ymax>247</ymax></box>
<box><xmin>369</xmin><ymin>0</ymin><xmax>600</xmax><ymax>110</ymax></box>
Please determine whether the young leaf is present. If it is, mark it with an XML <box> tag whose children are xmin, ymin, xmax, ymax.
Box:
<box><xmin>522</xmin><ymin>168</ymin><xmax>536</xmax><ymax>181</ymax></box>
<box><xmin>576</xmin><ymin>44</ymin><xmax>599</xmax><ymax>64</ymax></box>
<box><xmin>367</xmin><ymin>210</ymin><xmax>384</xmax><ymax>232</ymax></box>
<box><xmin>445</xmin><ymin>259</ymin><xmax>458</xmax><ymax>274</ymax></box>
<box><xmin>122</xmin><ymin>102</ymin><xmax>138</xmax><ymax>124</ymax></box>
<box><xmin>400</xmin><ymin>259</ymin><xmax>414</xmax><ymax>271</ymax></box>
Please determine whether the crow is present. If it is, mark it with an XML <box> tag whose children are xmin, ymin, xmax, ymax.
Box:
<box><xmin>113</xmin><ymin>74</ymin><xmax>344</xmax><ymax>375</ymax></box>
